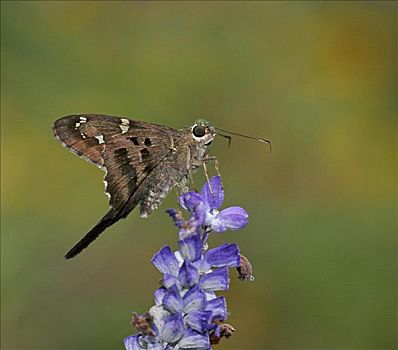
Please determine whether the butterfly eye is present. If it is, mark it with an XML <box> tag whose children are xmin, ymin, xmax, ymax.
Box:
<box><xmin>193</xmin><ymin>125</ymin><xmax>206</xmax><ymax>138</ymax></box>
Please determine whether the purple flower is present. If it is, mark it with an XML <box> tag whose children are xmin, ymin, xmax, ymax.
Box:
<box><xmin>178</xmin><ymin>176</ymin><xmax>248</xmax><ymax>233</ymax></box>
<box><xmin>124</xmin><ymin>176</ymin><xmax>252</xmax><ymax>349</ymax></box>
<box><xmin>124</xmin><ymin>335</ymin><xmax>141</xmax><ymax>350</ymax></box>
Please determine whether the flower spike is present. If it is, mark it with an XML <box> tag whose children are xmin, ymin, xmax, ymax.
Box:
<box><xmin>124</xmin><ymin>176</ymin><xmax>252</xmax><ymax>349</ymax></box>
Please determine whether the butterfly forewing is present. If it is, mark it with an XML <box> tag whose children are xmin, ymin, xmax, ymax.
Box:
<box><xmin>53</xmin><ymin>115</ymin><xmax>113</xmax><ymax>168</ymax></box>
<box><xmin>53</xmin><ymin>114</ymin><xmax>180</xmax><ymax>211</ymax></box>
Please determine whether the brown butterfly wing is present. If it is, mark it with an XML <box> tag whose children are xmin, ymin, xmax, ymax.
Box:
<box><xmin>53</xmin><ymin>114</ymin><xmax>185</xmax><ymax>259</ymax></box>
<box><xmin>53</xmin><ymin>114</ymin><xmax>123</xmax><ymax>168</ymax></box>
<box><xmin>102</xmin><ymin>127</ymin><xmax>178</xmax><ymax>211</ymax></box>
<box><xmin>53</xmin><ymin>114</ymin><xmax>179</xmax><ymax>208</ymax></box>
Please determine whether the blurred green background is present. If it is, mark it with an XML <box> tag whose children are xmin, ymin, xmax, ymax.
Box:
<box><xmin>1</xmin><ymin>1</ymin><xmax>396</xmax><ymax>349</ymax></box>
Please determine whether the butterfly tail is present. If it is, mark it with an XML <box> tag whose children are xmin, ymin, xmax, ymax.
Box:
<box><xmin>64</xmin><ymin>209</ymin><xmax>122</xmax><ymax>259</ymax></box>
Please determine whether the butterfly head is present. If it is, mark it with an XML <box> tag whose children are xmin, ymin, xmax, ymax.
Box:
<box><xmin>191</xmin><ymin>119</ymin><xmax>216</xmax><ymax>146</ymax></box>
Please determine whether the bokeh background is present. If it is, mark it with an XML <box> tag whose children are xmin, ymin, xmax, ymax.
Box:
<box><xmin>1</xmin><ymin>1</ymin><xmax>396</xmax><ymax>349</ymax></box>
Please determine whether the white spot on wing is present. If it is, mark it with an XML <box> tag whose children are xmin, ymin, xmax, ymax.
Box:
<box><xmin>75</xmin><ymin>116</ymin><xmax>87</xmax><ymax>129</ymax></box>
<box><xmin>120</xmin><ymin>124</ymin><xmax>129</xmax><ymax>133</ymax></box>
<box><xmin>120</xmin><ymin>119</ymin><xmax>130</xmax><ymax>134</ymax></box>
<box><xmin>95</xmin><ymin>135</ymin><xmax>105</xmax><ymax>144</ymax></box>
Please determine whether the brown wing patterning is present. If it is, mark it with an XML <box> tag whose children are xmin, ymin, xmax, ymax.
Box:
<box><xmin>53</xmin><ymin>114</ymin><xmax>191</xmax><ymax>259</ymax></box>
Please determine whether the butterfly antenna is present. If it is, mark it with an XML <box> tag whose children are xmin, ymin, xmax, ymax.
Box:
<box><xmin>215</xmin><ymin>127</ymin><xmax>272</xmax><ymax>152</ymax></box>
<box><xmin>217</xmin><ymin>132</ymin><xmax>232</xmax><ymax>147</ymax></box>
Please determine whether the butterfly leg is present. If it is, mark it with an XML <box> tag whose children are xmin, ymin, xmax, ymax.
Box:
<box><xmin>214</xmin><ymin>158</ymin><xmax>220</xmax><ymax>176</ymax></box>
<box><xmin>196</xmin><ymin>155</ymin><xmax>221</xmax><ymax>194</ymax></box>
<box><xmin>190</xmin><ymin>155</ymin><xmax>220</xmax><ymax>194</ymax></box>
<box><xmin>201</xmin><ymin>156</ymin><xmax>221</xmax><ymax>176</ymax></box>
<box><xmin>202</xmin><ymin>162</ymin><xmax>213</xmax><ymax>194</ymax></box>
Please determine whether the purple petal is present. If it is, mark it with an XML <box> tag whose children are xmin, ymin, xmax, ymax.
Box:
<box><xmin>211</xmin><ymin>206</ymin><xmax>248</xmax><ymax>232</ymax></box>
<box><xmin>178</xmin><ymin>261</ymin><xmax>199</xmax><ymax>288</ymax></box>
<box><xmin>162</xmin><ymin>273</ymin><xmax>180</xmax><ymax>289</ymax></box>
<box><xmin>183</xmin><ymin>285</ymin><xmax>207</xmax><ymax>313</ymax></box>
<box><xmin>162</xmin><ymin>312</ymin><xmax>184</xmax><ymax>343</ymax></box>
<box><xmin>204</xmin><ymin>243</ymin><xmax>240</xmax><ymax>268</ymax></box>
<box><xmin>149</xmin><ymin>305</ymin><xmax>170</xmax><ymax>336</ymax></box>
<box><xmin>154</xmin><ymin>288</ymin><xmax>166</xmax><ymax>305</ymax></box>
<box><xmin>174</xmin><ymin>251</ymin><xmax>184</xmax><ymax>265</ymax></box>
<box><xmin>163</xmin><ymin>285</ymin><xmax>183</xmax><ymax>313</ymax></box>
<box><xmin>185</xmin><ymin>310</ymin><xmax>212</xmax><ymax>333</ymax></box>
<box><xmin>179</xmin><ymin>192</ymin><xmax>203</xmax><ymax>211</ymax></box>
<box><xmin>204</xmin><ymin>291</ymin><xmax>217</xmax><ymax>301</ymax></box>
<box><xmin>179</xmin><ymin>192</ymin><xmax>208</xmax><ymax>225</ymax></box>
<box><xmin>205</xmin><ymin>296</ymin><xmax>227</xmax><ymax>322</ymax></box>
<box><xmin>166</xmin><ymin>208</ymin><xmax>184</xmax><ymax>228</ymax></box>
<box><xmin>178</xmin><ymin>224</ymin><xmax>199</xmax><ymax>240</ymax></box>
<box><xmin>147</xmin><ymin>343</ymin><xmax>163</xmax><ymax>350</ymax></box>
<box><xmin>191</xmin><ymin>204</ymin><xmax>208</xmax><ymax>226</ymax></box>
<box><xmin>199</xmin><ymin>267</ymin><xmax>229</xmax><ymax>292</ymax></box>
<box><xmin>192</xmin><ymin>258</ymin><xmax>209</xmax><ymax>274</ymax></box>
<box><xmin>179</xmin><ymin>233</ymin><xmax>202</xmax><ymax>262</ymax></box>
<box><xmin>178</xmin><ymin>329</ymin><xmax>210</xmax><ymax>349</ymax></box>
<box><xmin>200</xmin><ymin>175</ymin><xmax>224</xmax><ymax>210</ymax></box>
<box><xmin>124</xmin><ymin>335</ymin><xmax>142</xmax><ymax>350</ymax></box>
<box><xmin>151</xmin><ymin>246</ymin><xmax>179</xmax><ymax>276</ymax></box>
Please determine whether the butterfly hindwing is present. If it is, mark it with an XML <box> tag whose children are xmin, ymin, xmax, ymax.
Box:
<box><xmin>102</xmin><ymin>128</ymin><xmax>177</xmax><ymax>211</ymax></box>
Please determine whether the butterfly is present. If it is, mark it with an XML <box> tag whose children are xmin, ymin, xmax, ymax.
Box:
<box><xmin>53</xmin><ymin>114</ymin><xmax>217</xmax><ymax>259</ymax></box>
